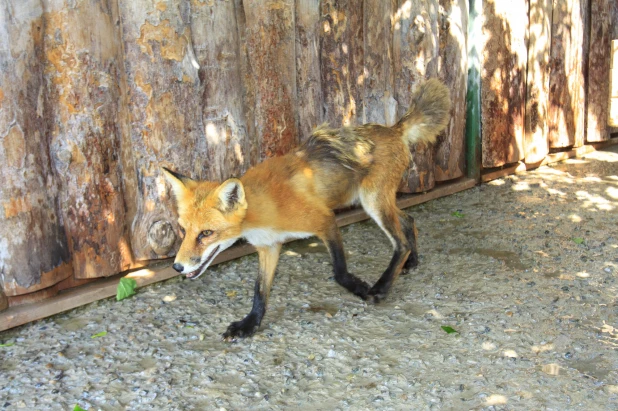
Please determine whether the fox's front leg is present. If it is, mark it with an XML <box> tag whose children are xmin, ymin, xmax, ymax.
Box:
<box><xmin>223</xmin><ymin>244</ymin><xmax>281</xmax><ymax>339</ymax></box>
<box><xmin>319</xmin><ymin>215</ymin><xmax>371</xmax><ymax>299</ymax></box>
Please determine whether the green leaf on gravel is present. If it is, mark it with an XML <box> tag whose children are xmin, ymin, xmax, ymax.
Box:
<box><xmin>451</xmin><ymin>211</ymin><xmax>464</xmax><ymax>218</ymax></box>
<box><xmin>73</xmin><ymin>406</ymin><xmax>86</xmax><ymax>411</ymax></box>
<box><xmin>116</xmin><ymin>277</ymin><xmax>137</xmax><ymax>301</ymax></box>
<box><xmin>572</xmin><ymin>237</ymin><xmax>585</xmax><ymax>245</ymax></box>
<box><xmin>90</xmin><ymin>331</ymin><xmax>107</xmax><ymax>339</ymax></box>
<box><xmin>441</xmin><ymin>326</ymin><xmax>458</xmax><ymax>334</ymax></box>
<box><xmin>0</xmin><ymin>342</ymin><xmax>14</xmax><ymax>347</ymax></box>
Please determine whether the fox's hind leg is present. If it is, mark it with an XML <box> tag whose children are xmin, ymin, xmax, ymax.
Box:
<box><xmin>400</xmin><ymin>213</ymin><xmax>419</xmax><ymax>273</ymax></box>
<box><xmin>318</xmin><ymin>213</ymin><xmax>371</xmax><ymax>300</ymax></box>
<box><xmin>360</xmin><ymin>192</ymin><xmax>412</xmax><ymax>302</ymax></box>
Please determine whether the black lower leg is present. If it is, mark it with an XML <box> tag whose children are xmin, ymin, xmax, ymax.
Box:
<box><xmin>324</xmin><ymin>232</ymin><xmax>370</xmax><ymax>299</ymax></box>
<box><xmin>367</xmin><ymin>244</ymin><xmax>409</xmax><ymax>302</ymax></box>
<box><xmin>366</xmin><ymin>208</ymin><xmax>411</xmax><ymax>301</ymax></box>
<box><xmin>223</xmin><ymin>280</ymin><xmax>265</xmax><ymax>339</ymax></box>
<box><xmin>400</xmin><ymin>214</ymin><xmax>419</xmax><ymax>271</ymax></box>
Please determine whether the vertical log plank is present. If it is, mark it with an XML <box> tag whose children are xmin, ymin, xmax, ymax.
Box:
<box><xmin>524</xmin><ymin>0</ymin><xmax>552</xmax><ymax>163</ymax></box>
<box><xmin>233</xmin><ymin>0</ymin><xmax>259</xmax><ymax>166</ymax></box>
<box><xmin>320</xmin><ymin>0</ymin><xmax>364</xmax><ymax>127</ymax></box>
<box><xmin>119</xmin><ymin>0</ymin><xmax>205</xmax><ymax>260</ymax></box>
<box><xmin>610</xmin><ymin>6</ymin><xmax>618</xmax><ymax>131</ymax></box>
<box><xmin>363</xmin><ymin>0</ymin><xmax>397</xmax><ymax>126</ymax></box>
<box><xmin>586</xmin><ymin>0</ymin><xmax>611</xmax><ymax>142</ymax></box>
<box><xmin>191</xmin><ymin>0</ymin><xmax>251</xmax><ymax>180</ymax></box>
<box><xmin>44</xmin><ymin>0</ymin><xmax>131</xmax><ymax>278</ymax></box>
<box><xmin>480</xmin><ymin>0</ymin><xmax>528</xmax><ymax>168</ymax></box>
<box><xmin>394</xmin><ymin>0</ymin><xmax>440</xmax><ymax>193</ymax></box>
<box><xmin>435</xmin><ymin>0</ymin><xmax>468</xmax><ymax>181</ymax></box>
<box><xmin>0</xmin><ymin>290</ymin><xmax>6</xmax><ymax>312</ymax></box>
<box><xmin>295</xmin><ymin>0</ymin><xmax>323</xmax><ymax>142</ymax></box>
<box><xmin>243</xmin><ymin>0</ymin><xmax>298</xmax><ymax>159</ymax></box>
<box><xmin>608</xmin><ymin>39</ymin><xmax>618</xmax><ymax>129</ymax></box>
<box><xmin>548</xmin><ymin>0</ymin><xmax>590</xmax><ymax>148</ymax></box>
<box><xmin>0</xmin><ymin>0</ymin><xmax>72</xmax><ymax>295</ymax></box>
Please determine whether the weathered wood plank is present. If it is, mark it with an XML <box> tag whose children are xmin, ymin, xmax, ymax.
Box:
<box><xmin>295</xmin><ymin>0</ymin><xmax>323</xmax><ymax>142</ymax></box>
<box><xmin>435</xmin><ymin>0</ymin><xmax>468</xmax><ymax>181</ymax></box>
<box><xmin>363</xmin><ymin>0</ymin><xmax>397</xmax><ymax>126</ymax></box>
<box><xmin>607</xmin><ymin>17</ymin><xmax>618</xmax><ymax>129</ymax></box>
<box><xmin>191</xmin><ymin>0</ymin><xmax>251</xmax><ymax>180</ymax></box>
<box><xmin>524</xmin><ymin>0</ymin><xmax>552</xmax><ymax>163</ymax></box>
<box><xmin>612</xmin><ymin>14</ymin><xmax>618</xmax><ymax>61</ymax></box>
<box><xmin>548</xmin><ymin>0</ymin><xmax>590</xmax><ymax>148</ymax></box>
<box><xmin>394</xmin><ymin>0</ymin><xmax>440</xmax><ymax>193</ymax></box>
<box><xmin>0</xmin><ymin>0</ymin><xmax>72</xmax><ymax>295</ymax></box>
<box><xmin>243</xmin><ymin>0</ymin><xmax>298</xmax><ymax>159</ymax></box>
<box><xmin>43</xmin><ymin>0</ymin><xmax>131</xmax><ymax>278</ymax></box>
<box><xmin>0</xmin><ymin>289</ymin><xmax>7</xmax><ymax>312</ymax></box>
<box><xmin>118</xmin><ymin>0</ymin><xmax>205</xmax><ymax>260</ymax></box>
<box><xmin>233</xmin><ymin>0</ymin><xmax>259</xmax><ymax>167</ymax></box>
<box><xmin>320</xmin><ymin>0</ymin><xmax>364</xmax><ymax>127</ymax></box>
<box><xmin>586</xmin><ymin>0</ymin><xmax>611</xmax><ymax>142</ymax></box>
<box><xmin>480</xmin><ymin>0</ymin><xmax>528</xmax><ymax>168</ymax></box>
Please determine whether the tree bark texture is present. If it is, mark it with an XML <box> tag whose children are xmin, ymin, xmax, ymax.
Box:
<box><xmin>548</xmin><ymin>0</ymin><xmax>590</xmax><ymax>148</ymax></box>
<box><xmin>320</xmin><ymin>0</ymin><xmax>365</xmax><ymax>128</ymax></box>
<box><xmin>394</xmin><ymin>0</ymin><xmax>440</xmax><ymax>193</ymax></box>
<box><xmin>610</xmin><ymin>8</ymin><xmax>618</xmax><ymax>132</ymax></box>
<box><xmin>608</xmin><ymin>39</ymin><xmax>618</xmax><ymax>129</ymax></box>
<box><xmin>295</xmin><ymin>0</ymin><xmax>323</xmax><ymax>142</ymax></box>
<box><xmin>0</xmin><ymin>0</ymin><xmax>72</xmax><ymax>295</ymax></box>
<box><xmin>192</xmin><ymin>0</ymin><xmax>252</xmax><ymax>180</ymax></box>
<box><xmin>44</xmin><ymin>0</ymin><xmax>132</xmax><ymax>279</ymax></box>
<box><xmin>363</xmin><ymin>0</ymin><xmax>397</xmax><ymax>126</ymax></box>
<box><xmin>524</xmin><ymin>0</ymin><xmax>552</xmax><ymax>163</ymax></box>
<box><xmin>244</xmin><ymin>0</ymin><xmax>298</xmax><ymax>159</ymax></box>
<box><xmin>480</xmin><ymin>0</ymin><xmax>528</xmax><ymax>168</ymax></box>
<box><xmin>434</xmin><ymin>0</ymin><xmax>467</xmax><ymax>181</ymax></box>
<box><xmin>585</xmin><ymin>0</ymin><xmax>612</xmax><ymax>142</ymax></box>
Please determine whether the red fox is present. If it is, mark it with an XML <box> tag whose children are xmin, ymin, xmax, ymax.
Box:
<box><xmin>163</xmin><ymin>79</ymin><xmax>451</xmax><ymax>338</ymax></box>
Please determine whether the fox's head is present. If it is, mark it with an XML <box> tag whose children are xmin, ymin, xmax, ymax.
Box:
<box><xmin>162</xmin><ymin>167</ymin><xmax>247</xmax><ymax>279</ymax></box>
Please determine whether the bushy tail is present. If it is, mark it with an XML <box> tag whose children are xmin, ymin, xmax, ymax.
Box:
<box><xmin>393</xmin><ymin>78</ymin><xmax>451</xmax><ymax>146</ymax></box>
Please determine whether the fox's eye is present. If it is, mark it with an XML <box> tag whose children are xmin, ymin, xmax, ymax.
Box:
<box><xmin>197</xmin><ymin>230</ymin><xmax>213</xmax><ymax>242</ymax></box>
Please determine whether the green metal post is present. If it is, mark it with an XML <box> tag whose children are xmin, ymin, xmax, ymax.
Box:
<box><xmin>465</xmin><ymin>0</ymin><xmax>482</xmax><ymax>181</ymax></box>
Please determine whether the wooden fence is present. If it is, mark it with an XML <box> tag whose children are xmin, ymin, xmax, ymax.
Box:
<box><xmin>0</xmin><ymin>0</ymin><xmax>468</xmax><ymax>306</ymax></box>
<box><xmin>478</xmin><ymin>0</ymin><xmax>617</xmax><ymax>169</ymax></box>
<box><xmin>0</xmin><ymin>0</ymin><xmax>616</xmax><ymax>312</ymax></box>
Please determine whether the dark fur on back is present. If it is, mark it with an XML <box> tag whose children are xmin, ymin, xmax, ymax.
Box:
<box><xmin>299</xmin><ymin>124</ymin><xmax>375</xmax><ymax>174</ymax></box>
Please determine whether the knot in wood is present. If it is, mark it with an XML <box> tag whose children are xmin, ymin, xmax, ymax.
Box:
<box><xmin>148</xmin><ymin>220</ymin><xmax>176</xmax><ymax>256</ymax></box>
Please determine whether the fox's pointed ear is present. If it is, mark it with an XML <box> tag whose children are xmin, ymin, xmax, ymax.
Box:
<box><xmin>215</xmin><ymin>178</ymin><xmax>246</xmax><ymax>213</ymax></box>
<box><xmin>162</xmin><ymin>167</ymin><xmax>197</xmax><ymax>200</ymax></box>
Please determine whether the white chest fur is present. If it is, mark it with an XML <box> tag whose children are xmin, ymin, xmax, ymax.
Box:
<box><xmin>242</xmin><ymin>228</ymin><xmax>313</xmax><ymax>247</ymax></box>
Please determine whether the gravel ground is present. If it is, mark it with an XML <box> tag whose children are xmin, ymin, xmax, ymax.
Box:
<box><xmin>1</xmin><ymin>147</ymin><xmax>618</xmax><ymax>410</ymax></box>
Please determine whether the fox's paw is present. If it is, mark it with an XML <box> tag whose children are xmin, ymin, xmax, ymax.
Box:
<box><xmin>401</xmin><ymin>252</ymin><xmax>419</xmax><ymax>274</ymax></box>
<box><xmin>366</xmin><ymin>286</ymin><xmax>389</xmax><ymax>304</ymax></box>
<box><xmin>223</xmin><ymin>317</ymin><xmax>259</xmax><ymax>340</ymax></box>
<box><xmin>342</xmin><ymin>274</ymin><xmax>371</xmax><ymax>300</ymax></box>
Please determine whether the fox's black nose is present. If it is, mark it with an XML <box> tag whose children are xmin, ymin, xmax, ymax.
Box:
<box><xmin>172</xmin><ymin>263</ymin><xmax>184</xmax><ymax>273</ymax></box>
